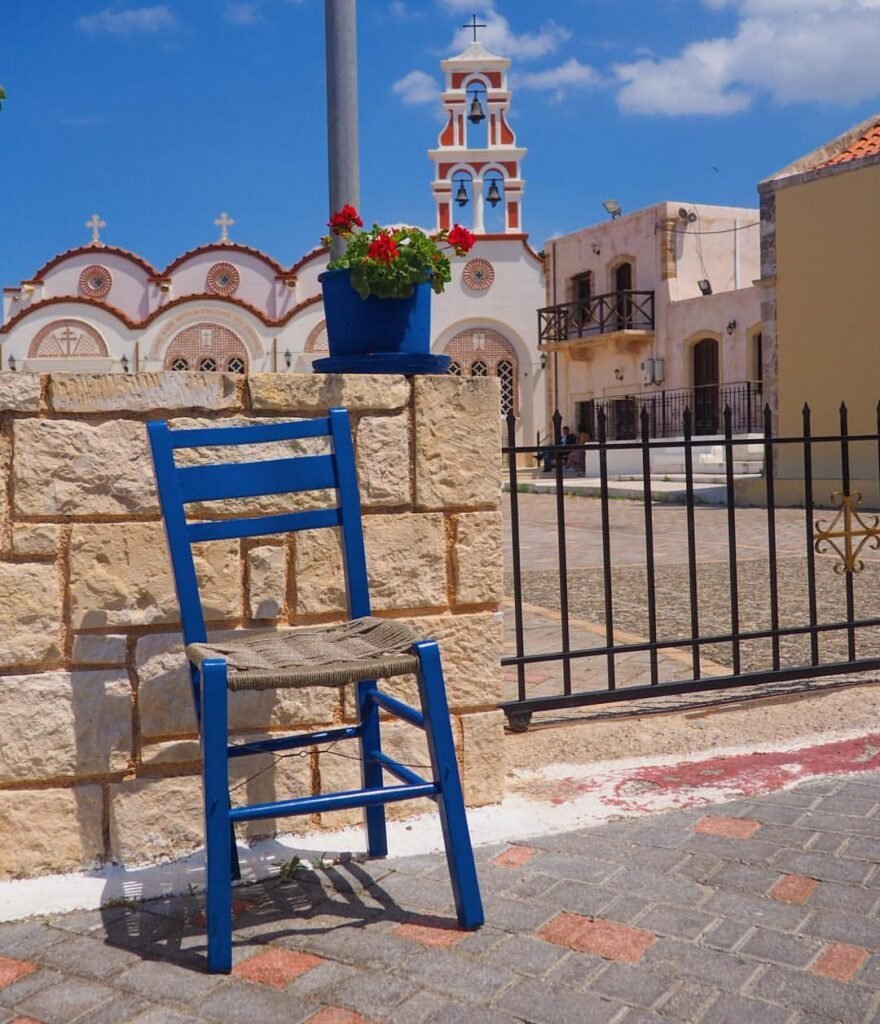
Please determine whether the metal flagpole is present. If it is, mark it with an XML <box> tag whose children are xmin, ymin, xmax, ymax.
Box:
<box><xmin>324</xmin><ymin>0</ymin><xmax>360</xmax><ymax>261</ymax></box>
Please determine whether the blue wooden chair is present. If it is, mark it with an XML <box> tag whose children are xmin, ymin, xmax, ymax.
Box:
<box><xmin>148</xmin><ymin>408</ymin><xmax>484</xmax><ymax>973</ymax></box>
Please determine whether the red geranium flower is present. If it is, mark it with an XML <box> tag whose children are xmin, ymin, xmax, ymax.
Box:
<box><xmin>447</xmin><ymin>224</ymin><xmax>476</xmax><ymax>255</ymax></box>
<box><xmin>327</xmin><ymin>204</ymin><xmax>363</xmax><ymax>236</ymax></box>
<box><xmin>367</xmin><ymin>232</ymin><xmax>399</xmax><ymax>265</ymax></box>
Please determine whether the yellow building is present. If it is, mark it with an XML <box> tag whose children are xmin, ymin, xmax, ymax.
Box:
<box><xmin>758</xmin><ymin>114</ymin><xmax>880</xmax><ymax>506</ymax></box>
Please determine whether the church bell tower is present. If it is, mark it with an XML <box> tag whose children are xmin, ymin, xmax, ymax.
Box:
<box><xmin>428</xmin><ymin>23</ymin><xmax>527</xmax><ymax>236</ymax></box>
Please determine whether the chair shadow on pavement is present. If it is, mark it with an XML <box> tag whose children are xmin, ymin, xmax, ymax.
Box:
<box><xmin>97</xmin><ymin>853</ymin><xmax>423</xmax><ymax>974</ymax></box>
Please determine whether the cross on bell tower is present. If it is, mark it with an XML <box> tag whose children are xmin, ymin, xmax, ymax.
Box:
<box><xmin>85</xmin><ymin>213</ymin><xmax>106</xmax><ymax>246</ymax></box>
<box><xmin>428</xmin><ymin>34</ymin><xmax>526</xmax><ymax>236</ymax></box>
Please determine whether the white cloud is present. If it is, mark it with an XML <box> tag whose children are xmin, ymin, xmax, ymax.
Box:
<box><xmin>390</xmin><ymin>1</ymin><xmax>424</xmax><ymax>17</ymax></box>
<box><xmin>448</xmin><ymin>11</ymin><xmax>570</xmax><ymax>60</ymax></box>
<box><xmin>615</xmin><ymin>0</ymin><xmax>880</xmax><ymax>115</ymax></box>
<box><xmin>224</xmin><ymin>2</ymin><xmax>263</xmax><ymax>25</ymax></box>
<box><xmin>516</xmin><ymin>58</ymin><xmax>603</xmax><ymax>99</ymax></box>
<box><xmin>438</xmin><ymin>0</ymin><xmax>494</xmax><ymax>12</ymax></box>
<box><xmin>75</xmin><ymin>5</ymin><xmax>179</xmax><ymax>36</ymax></box>
<box><xmin>392</xmin><ymin>70</ymin><xmax>442</xmax><ymax>106</ymax></box>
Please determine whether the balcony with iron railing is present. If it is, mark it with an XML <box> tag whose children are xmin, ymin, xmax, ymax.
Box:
<box><xmin>538</xmin><ymin>290</ymin><xmax>655</xmax><ymax>343</ymax></box>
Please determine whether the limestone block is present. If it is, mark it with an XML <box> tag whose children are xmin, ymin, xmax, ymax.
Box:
<box><xmin>248</xmin><ymin>544</ymin><xmax>287</xmax><ymax>620</ymax></box>
<box><xmin>413</xmin><ymin>377</ymin><xmax>502</xmax><ymax>510</ymax></box>
<box><xmin>0</xmin><ymin>372</ymin><xmax>41</xmax><ymax>411</ymax></box>
<box><xmin>389</xmin><ymin>612</ymin><xmax>504</xmax><ymax>710</ymax></box>
<box><xmin>0</xmin><ymin>786</ymin><xmax>103</xmax><ymax>879</ymax></box>
<box><xmin>355</xmin><ymin>415</ymin><xmax>411</xmax><ymax>507</ymax></box>
<box><xmin>168</xmin><ymin>416</ymin><xmax>332</xmax><ymax>519</ymax></box>
<box><xmin>293</xmin><ymin>528</ymin><xmax>346</xmax><ymax>617</ymax></box>
<box><xmin>72</xmin><ymin>634</ymin><xmax>127</xmax><ymax>666</ymax></box>
<box><xmin>109</xmin><ymin>775</ymin><xmax>203</xmax><ymax>865</ymax></box>
<box><xmin>139</xmin><ymin>739</ymin><xmax>202</xmax><ymax>765</ymax></box>
<box><xmin>363</xmin><ymin>513</ymin><xmax>447</xmax><ymax>612</ymax></box>
<box><xmin>49</xmin><ymin>372</ymin><xmax>239</xmax><ymax>413</ymax></box>
<box><xmin>135</xmin><ymin>632</ymin><xmax>338</xmax><ymax>740</ymax></box>
<box><xmin>110</xmin><ymin>753</ymin><xmax>314</xmax><ymax>863</ymax></box>
<box><xmin>13</xmin><ymin>419</ymin><xmax>158</xmax><ymax>516</ymax></box>
<box><xmin>452</xmin><ymin>511</ymin><xmax>503</xmax><ymax>606</ymax></box>
<box><xmin>248</xmin><ymin>374</ymin><xmax>409</xmax><ymax>414</ymax></box>
<box><xmin>68</xmin><ymin>522</ymin><xmax>240</xmax><ymax>629</ymax></box>
<box><xmin>314</xmin><ymin>743</ymin><xmax>363</xmax><ymax>829</ymax></box>
<box><xmin>459</xmin><ymin>710</ymin><xmax>505</xmax><ymax>806</ymax></box>
<box><xmin>0</xmin><ymin>670</ymin><xmax>131</xmax><ymax>783</ymax></box>
<box><xmin>0</xmin><ymin>562</ymin><xmax>62</xmax><ymax>668</ymax></box>
<box><xmin>382</xmin><ymin>719</ymin><xmax>439</xmax><ymax>819</ymax></box>
<box><xmin>11</xmin><ymin>523</ymin><xmax>61</xmax><ymax>559</ymax></box>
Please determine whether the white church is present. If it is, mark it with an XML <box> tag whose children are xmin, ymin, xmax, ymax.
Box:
<box><xmin>1</xmin><ymin>39</ymin><xmax>547</xmax><ymax>443</ymax></box>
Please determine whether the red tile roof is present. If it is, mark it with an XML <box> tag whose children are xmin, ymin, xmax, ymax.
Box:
<box><xmin>820</xmin><ymin>119</ymin><xmax>880</xmax><ymax>167</ymax></box>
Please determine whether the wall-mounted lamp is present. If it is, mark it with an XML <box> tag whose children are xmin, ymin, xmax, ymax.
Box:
<box><xmin>158</xmin><ymin>280</ymin><xmax>171</xmax><ymax>292</ymax></box>
<box><xmin>284</xmin><ymin>349</ymin><xmax>292</xmax><ymax>369</ymax></box>
<box><xmin>602</xmin><ymin>199</ymin><xmax>622</xmax><ymax>219</ymax></box>
<box><xmin>120</xmin><ymin>354</ymin><xmax>130</xmax><ymax>373</ymax></box>
<box><xmin>726</xmin><ymin>319</ymin><xmax>737</xmax><ymax>335</ymax></box>
<box><xmin>539</xmin><ymin>352</ymin><xmax>548</xmax><ymax>371</ymax></box>
<box><xmin>7</xmin><ymin>354</ymin><xmax>16</xmax><ymax>372</ymax></box>
<box><xmin>613</xmin><ymin>367</ymin><xmax>624</xmax><ymax>381</ymax></box>
<box><xmin>697</xmin><ymin>279</ymin><xmax>713</xmax><ymax>296</ymax></box>
<box><xmin>285</xmin><ymin>276</ymin><xmax>297</xmax><ymax>289</ymax></box>
<box><xmin>591</xmin><ymin>242</ymin><xmax>601</xmax><ymax>256</ymax></box>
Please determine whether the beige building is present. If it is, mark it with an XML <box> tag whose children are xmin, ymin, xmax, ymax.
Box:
<box><xmin>541</xmin><ymin>202</ymin><xmax>762</xmax><ymax>442</ymax></box>
<box><xmin>759</xmin><ymin>114</ymin><xmax>880</xmax><ymax>505</ymax></box>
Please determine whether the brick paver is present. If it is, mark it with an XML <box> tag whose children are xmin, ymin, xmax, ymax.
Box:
<box><xmin>3</xmin><ymin>770</ymin><xmax>880</xmax><ymax>1022</ymax></box>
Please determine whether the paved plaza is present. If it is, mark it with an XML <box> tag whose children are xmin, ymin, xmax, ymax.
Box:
<box><xmin>2</xmin><ymin>768</ymin><xmax>880</xmax><ymax>1022</ymax></box>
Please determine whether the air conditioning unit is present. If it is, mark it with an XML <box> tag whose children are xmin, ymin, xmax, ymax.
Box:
<box><xmin>640</xmin><ymin>358</ymin><xmax>654</xmax><ymax>384</ymax></box>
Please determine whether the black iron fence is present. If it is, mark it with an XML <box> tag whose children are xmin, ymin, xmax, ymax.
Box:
<box><xmin>538</xmin><ymin>290</ymin><xmax>655</xmax><ymax>342</ymax></box>
<box><xmin>502</xmin><ymin>402</ymin><xmax>880</xmax><ymax>731</ymax></box>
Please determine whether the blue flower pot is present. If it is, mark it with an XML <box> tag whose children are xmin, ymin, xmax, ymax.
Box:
<box><xmin>314</xmin><ymin>268</ymin><xmax>450</xmax><ymax>375</ymax></box>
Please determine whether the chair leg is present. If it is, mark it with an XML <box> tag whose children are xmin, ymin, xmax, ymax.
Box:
<box><xmin>201</xmin><ymin>659</ymin><xmax>233</xmax><ymax>974</ymax></box>
<box><xmin>413</xmin><ymin>641</ymin><xmax>484</xmax><ymax>930</ymax></box>
<box><xmin>357</xmin><ymin>679</ymin><xmax>388</xmax><ymax>858</ymax></box>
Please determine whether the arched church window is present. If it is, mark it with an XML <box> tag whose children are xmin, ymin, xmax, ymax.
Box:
<box><xmin>442</xmin><ymin>326</ymin><xmax>520</xmax><ymax>417</ymax></box>
<box><xmin>164</xmin><ymin>322</ymin><xmax>249</xmax><ymax>373</ymax></box>
<box><xmin>498</xmin><ymin>360</ymin><xmax>515</xmax><ymax>416</ymax></box>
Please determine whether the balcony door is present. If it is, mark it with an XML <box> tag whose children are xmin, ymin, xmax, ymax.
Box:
<box><xmin>614</xmin><ymin>262</ymin><xmax>633</xmax><ymax>330</ymax></box>
<box><xmin>693</xmin><ymin>337</ymin><xmax>719</xmax><ymax>435</ymax></box>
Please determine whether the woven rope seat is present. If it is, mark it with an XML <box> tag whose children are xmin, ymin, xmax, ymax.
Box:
<box><xmin>186</xmin><ymin>616</ymin><xmax>421</xmax><ymax>692</ymax></box>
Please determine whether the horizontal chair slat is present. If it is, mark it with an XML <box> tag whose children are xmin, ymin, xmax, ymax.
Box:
<box><xmin>176</xmin><ymin>454</ymin><xmax>337</xmax><ymax>504</ymax></box>
<box><xmin>167</xmin><ymin>418</ymin><xmax>332</xmax><ymax>449</ymax></box>
<box><xmin>228</xmin><ymin>782</ymin><xmax>438</xmax><ymax>822</ymax></box>
<box><xmin>228</xmin><ymin>725</ymin><xmax>361</xmax><ymax>759</ymax></box>
<box><xmin>188</xmin><ymin>506</ymin><xmax>341</xmax><ymax>542</ymax></box>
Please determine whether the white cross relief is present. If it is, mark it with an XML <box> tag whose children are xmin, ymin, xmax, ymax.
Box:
<box><xmin>85</xmin><ymin>213</ymin><xmax>106</xmax><ymax>246</ymax></box>
<box><xmin>214</xmin><ymin>212</ymin><xmax>234</xmax><ymax>243</ymax></box>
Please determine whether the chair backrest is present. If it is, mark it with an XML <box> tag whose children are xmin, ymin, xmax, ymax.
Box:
<box><xmin>148</xmin><ymin>407</ymin><xmax>369</xmax><ymax>647</ymax></box>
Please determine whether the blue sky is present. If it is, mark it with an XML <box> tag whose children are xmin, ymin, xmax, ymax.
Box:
<box><xmin>2</xmin><ymin>0</ymin><xmax>880</xmax><ymax>284</ymax></box>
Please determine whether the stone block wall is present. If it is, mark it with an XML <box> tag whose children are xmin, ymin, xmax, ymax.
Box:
<box><xmin>0</xmin><ymin>371</ymin><xmax>505</xmax><ymax>879</ymax></box>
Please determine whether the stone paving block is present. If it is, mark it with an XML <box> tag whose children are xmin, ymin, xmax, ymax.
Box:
<box><xmin>773</xmin><ymin>849</ymin><xmax>873</xmax><ymax>885</ymax></box>
<box><xmin>704</xmin><ymin>890</ymin><xmax>811</xmax><ymax>932</ymax></box>
<box><xmin>708</xmin><ymin>861</ymin><xmax>786</xmax><ymax>896</ymax></box>
<box><xmin>670</xmin><ymin>851</ymin><xmax>723</xmax><ymax>884</ymax></box>
<box><xmin>807</xmin><ymin>878</ymin><xmax>880</xmax><ymax>915</ymax></box>
<box><xmin>588</xmin><ymin>961</ymin><xmax>672</xmax><ymax>1008</ymax></box>
<box><xmin>802</xmin><ymin>809</ymin><xmax>880</xmax><ymax>837</ymax></box>
<box><xmin>700</xmin><ymin>918</ymin><xmax>753</xmax><ymax>952</ymax></box>
<box><xmin>653</xmin><ymin>978</ymin><xmax>718</xmax><ymax>1021</ymax></box>
<box><xmin>397</xmin><ymin>946</ymin><xmax>516</xmax><ymax>1002</ymax></box>
<box><xmin>501</xmin><ymin>872</ymin><xmax>559</xmax><ymax>901</ymax></box>
<box><xmin>544</xmin><ymin>951</ymin><xmax>606</xmax><ymax>991</ymax></box>
<box><xmin>195</xmin><ymin>978</ymin><xmax>320</xmax><ymax>1022</ymax></box>
<box><xmin>37</xmin><ymin>935</ymin><xmax>140</xmax><ymax>981</ymax></box>
<box><xmin>748</xmin><ymin>962</ymin><xmax>876</xmax><ymax>1021</ymax></box>
<box><xmin>383</xmin><ymin>988</ymin><xmax>452</xmax><ymax>1024</ymax></box>
<box><xmin>800</xmin><ymin>907</ymin><xmax>880</xmax><ymax>949</ymax></box>
<box><xmin>481</xmin><ymin>934</ymin><xmax>569</xmax><ymax>977</ymax></box>
<box><xmin>699</xmin><ymin>992</ymin><xmax>794</xmax><ymax>1024</ymax></box>
<box><xmin>693</xmin><ymin>815</ymin><xmax>761</xmax><ymax>839</ymax></box>
<box><xmin>540</xmin><ymin>879</ymin><xmax>616</xmax><ymax>918</ymax></box>
<box><xmin>603</xmin><ymin>865</ymin><xmax>710</xmax><ymax>908</ymax></box>
<box><xmin>114</xmin><ymin>958</ymin><xmax>225</xmax><ymax>1004</ymax></box>
<box><xmin>313</xmin><ymin>969</ymin><xmax>424</xmax><ymax>1020</ymax></box>
<box><xmin>528</xmin><ymin>850</ymin><xmax>620</xmax><ymax>884</ymax></box>
<box><xmin>14</xmin><ymin>977</ymin><xmax>116</xmax><ymax>1024</ymax></box>
<box><xmin>479</xmin><ymin>895</ymin><xmax>556</xmax><ymax>934</ymax></box>
<box><xmin>683</xmin><ymin>833</ymin><xmax>780</xmax><ymax>864</ymax></box>
<box><xmin>740</xmin><ymin>926</ymin><xmax>820</xmax><ymax>968</ymax></box>
<box><xmin>80</xmin><ymin>992</ymin><xmax>155</xmax><ymax>1024</ymax></box>
<box><xmin>641</xmin><ymin>939</ymin><xmax>760</xmax><ymax>993</ymax></box>
<box><xmin>635</xmin><ymin>904</ymin><xmax>716</xmax><ymax>941</ymax></box>
<box><xmin>494</xmin><ymin>976</ymin><xmax>626</xmax><ymax>1024</ymax></box>
<box><xmin>298</xmin><ymin>925</ymin><xmax>424</xmax><ymax>972</ymax></box>
<box><xmin>806</xmin><ymin>831</ymin><xmax>847</xmax><ymax>855</ymax></box>
<box><xmin>810</xmin><ymin>942</ymin><xmax>869</xmax><ymax>982</ymax></box>
<box><xmin>127</xmin><ymin>1010</ymin><xmax>207</xmax><ymax>1024</ymax></box>
<box><xmin>770</xmin><ymin>873</ymin><xmax>818</xmax><ymax>905</ymax></box>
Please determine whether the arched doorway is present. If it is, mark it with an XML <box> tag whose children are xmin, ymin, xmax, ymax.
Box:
<box><xmin>693</xmin><ymin>337</ymin><xmax>720</xmax><ymax>434</ymax></box>
<box><xmin>614</xmin><ymin>262</ymin><xmax>633</xmax><ymax>330</ymax></box>
<box><xmin>164</xmin><ymin>322</ymin><xmax>248</xmax><ymax>372</ymax></box>
<box><xmin>443</xmin><ymin>327</ymin><xmax>518</xmax><ymax>417</ymax></box>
